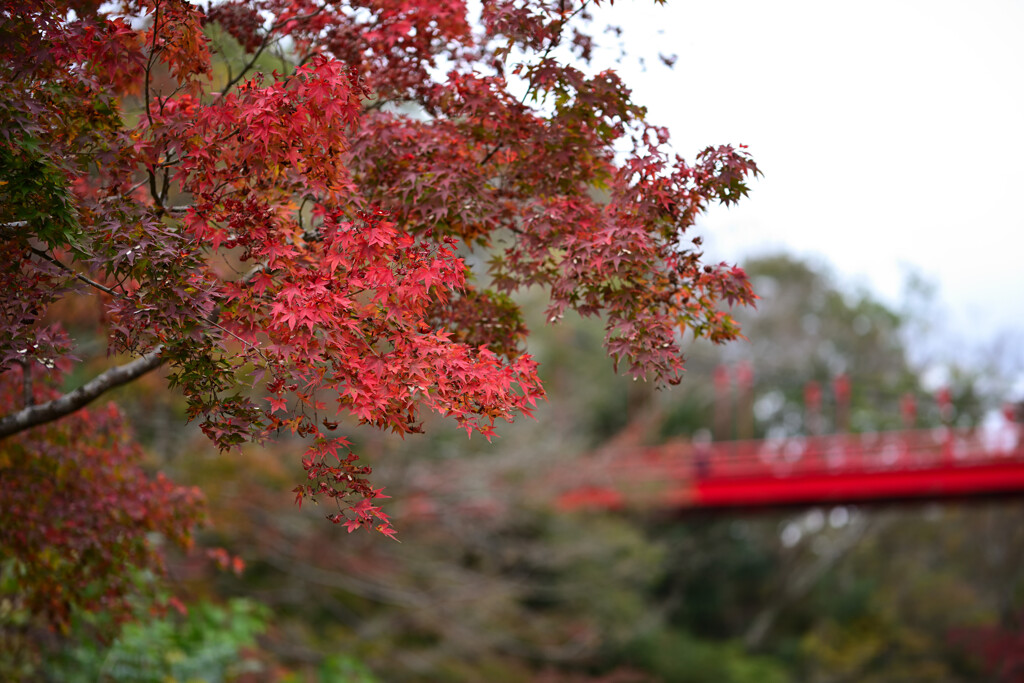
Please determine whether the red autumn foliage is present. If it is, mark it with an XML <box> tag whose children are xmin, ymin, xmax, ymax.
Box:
<box><xmin>0</xmin><ymin>0</ymin><xmax>758</xmax><ymax>553</ymax></box>
<box><xmin>0</xmin><ymin>360</ymin><xmax>204</xmax><ymax>631</ymax></box>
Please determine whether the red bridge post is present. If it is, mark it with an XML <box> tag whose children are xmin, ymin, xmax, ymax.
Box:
<box><xmin>938</xmin><ymin>387</ymin><xmax>954</xmax><ymax>466</ymax></box>
<box><xmin>901</xmin><ymin>393</ymin><xmax>917</xmax><ymax>466</ymax></box>
<box><xmin>805</xmin><ymin>381</ymin><xmax>822</xmax><ymax>471</ymax></box>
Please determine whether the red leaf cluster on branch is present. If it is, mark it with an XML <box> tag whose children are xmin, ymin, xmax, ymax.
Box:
<box><xmin>0</xmin><ymin>362</ymin><xmax>204</xmax><ymax>631</ymax></box>
<box><xmin>1</xmin><ymin>0</ymin><xmax>759</xmax><ymax>540</ymax></box>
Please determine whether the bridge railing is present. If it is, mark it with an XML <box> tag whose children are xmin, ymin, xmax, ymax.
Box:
<box><xmin>691</xmin><ymin>426</ymin><xmax>1024</xmax><ymax>480</ymax></box>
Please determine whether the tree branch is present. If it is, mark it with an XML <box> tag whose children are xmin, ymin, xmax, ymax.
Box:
<box><xmin>28</xmin><ymin>246</ymin><xmax>117</xmax><ymax>296</ymax></box>
<box><xmin>743</xmin><ymin>513</ymin><xmax>883</xmax><ymax>650</ymax></box>
<box><xmin>0</xmin><ymin>347</ymin><xmax>165</xmax><ymax>439</ymax></box>
<box><xmin>218</xmin><ymin>7</ymin><xmax>325</xmax><ymax>96</ymax></box>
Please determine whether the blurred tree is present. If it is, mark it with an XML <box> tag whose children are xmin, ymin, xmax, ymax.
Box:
<box><xmin>640</xmin><ymin>255</ymin><xmax>1019</xmax><ymax>682</ymax></box>
<box><xmin>658</xmin><ymin>253</ymin><xmax>988</xmax><ymax>440</ymax></box>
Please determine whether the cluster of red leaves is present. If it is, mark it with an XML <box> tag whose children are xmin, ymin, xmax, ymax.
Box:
<box><xmin>204</xmin><ymin>1</ymin><xmax>265</xmax><ymax>53</ymax></box>
<box><xmin>1</xmin><ymin>0</ymin><xmax>759</xmax><ymax>543</ymax></box>
<box><xmin>0</xmin><ymin>362</ymin><xmax>204</xmax><ymax>631</ymax></box>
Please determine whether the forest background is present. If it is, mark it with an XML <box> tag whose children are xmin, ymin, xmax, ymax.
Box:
<box><xmin>2</xmin><ymin>0</ymin><xmax>1023</xmax><ymax>681</ymax></box>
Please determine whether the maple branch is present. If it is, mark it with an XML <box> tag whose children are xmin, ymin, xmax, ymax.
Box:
<box><xmin>30</xmin><ymin>234</ymin><xmax>264</xmax><ymax>358</ymax></box>
<box><xmin>27</xmin><ymin>245</ymin><xmax>117</xmax><ymax>296</ymax></box>
<box><xmin>1</xmin><ymin>249</ymin><xmax>266</xmax><ymax>440</ymax></box>
<box><xmin>104</xmin><ymin>178</ymin><xmax>149</xmax><ymax>202</ymax></box>
<box><xmin>143</xmin><ymin>0</ymin><xmax>159</xmax><ymax>131</ymax></box>
<box><xmin>362</xmin><ymin>98</ymin><xmax>396</xmax><ymax>114</ymax></box>
<box><xmin>520</xmin><ymin>0</ymin><xmax>590</xmax><ymax>104</ymax></box>
<box><xmin>477</xmin><ymin>2</ymin><xmax>592</xmax><ymax>166</ymax></box>
<box><xmin>221</xmin><ymin>36</ymin><xmax>275</xmax><ymax>95</ymax></box>
<box><xmin>0</xmin><ymin>347</ymin><xmax>165</xmax><ymax>439</ymax></box>
<box><xmin>240</xmin><ymin>263</ymin><xmax>266</xmax><ymax>284</ymax></box>
<box><xmin>478</xmin><ymin>143</ymin><xmax>505</xmax><ymax>166</ymax></box>
<box><xmin>219</xmin><ymin>7</ymin><xmax>326</xmax><ymax>96</ymax></box>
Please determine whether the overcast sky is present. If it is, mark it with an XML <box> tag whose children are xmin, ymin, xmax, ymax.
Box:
<box><xmin>589</xmin><ymin>0</ymin><xmax>1024</xmax><ymax>372</ymax></box>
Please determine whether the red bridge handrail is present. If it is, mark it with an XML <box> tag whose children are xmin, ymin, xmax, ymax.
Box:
<box><xmin>552</xmin><ymin>424</ymin><xmax>1024</xmax><ymax>511</ymax></box>
<box><xmin>692</xmin><ymin>426</ymin><xmax>1024</xmax><ymax>480</ymax></box>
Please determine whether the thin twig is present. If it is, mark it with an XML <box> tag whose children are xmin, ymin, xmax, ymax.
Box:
<box><xmin>28</xmin><ymin>246</ymin><xmax>117</xmax><ymax>296</ymax></box>
<box><xmin>478</xmin><ymin>2</ymin><xmax>590</xmax><ymax>168</ymax></box>
<box><xmin>19</xmin><ymin>359</ymin><xmax>33</xmax><ymax>408</ymax></box>
<box><xmin>101</xmin><ymin>178</ymin><xmax>149</xmax><ymax>204</ymax></box>
<box><xmin>218</xmin><ymin>7</ymin><xmax>326</xmax><ymax>96</ymax></box>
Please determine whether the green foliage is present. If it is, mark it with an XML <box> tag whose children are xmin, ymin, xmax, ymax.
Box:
<box><xmin>44</xmin><ymin>598</ymin><xmax>268</xmax><ymax>683</ymax></box>
<box><xmin>309</xmin><ymin>655</ymin><xmax>382</xmax><ymax>683</ymax></box>
<box><xmin>623</xmin><ymin>629</ymin><xmax>789</xmax><ymax>683</ymax></box>
<box><xmin>0</xmin><ymin>135</ymin><xmax>79</xmax><ymax>245</ymax></box>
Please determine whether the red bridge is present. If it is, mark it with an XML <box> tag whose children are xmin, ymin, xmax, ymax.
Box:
<box><xmin>555</xmin><ymin>424</ymin><xmax>1024</xmax><ymax>512</ymax></box>
<box><xmin>554</xmin><ymin>373</ymin><xmax>1024</xmax><ymax>512</ymax></box>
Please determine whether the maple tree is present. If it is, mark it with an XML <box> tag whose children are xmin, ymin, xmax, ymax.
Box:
<box><xmin>0</xmin><ymin>0</ymin><xmax>758</xmax><ymax>555</ymax></box>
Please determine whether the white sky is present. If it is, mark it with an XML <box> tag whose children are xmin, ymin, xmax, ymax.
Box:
<box><xmin>590</xmin><ymin>0</ymin><xmax>1024</xmax><ymax>364</ymax></box>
